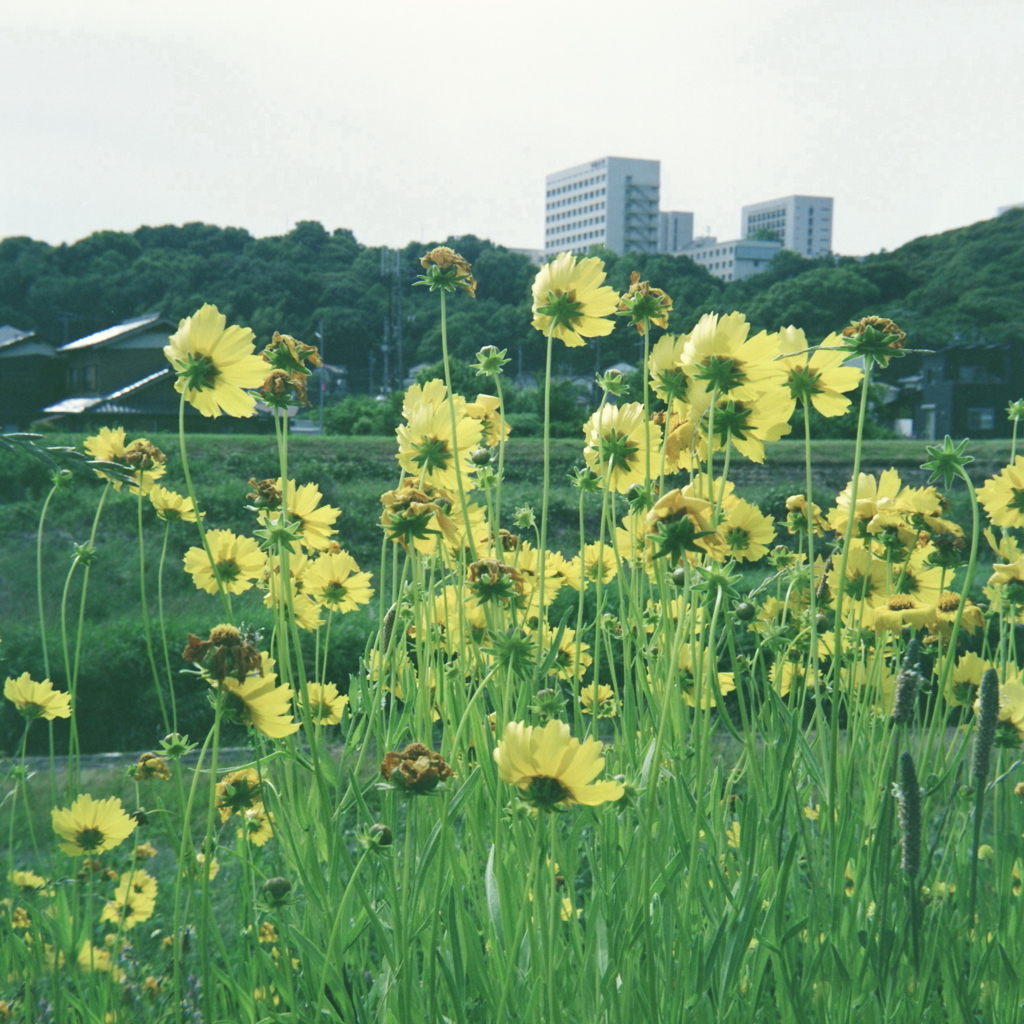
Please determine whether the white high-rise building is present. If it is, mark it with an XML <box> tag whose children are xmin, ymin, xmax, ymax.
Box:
<box><xmin>544</xmin><ymin>157</ymin><xmax>660</xmax><ymax>257</ymax></box>
<box><xmin>740</xmin><ymin>195</ymin><xmax>833</xmax><ymax>257</ymax></box>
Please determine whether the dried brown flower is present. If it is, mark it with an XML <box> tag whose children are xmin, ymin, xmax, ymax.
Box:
<box><xmin>380</xmin><ymin>743</ymin><xmax>454</xmax><ymax>793</ymax></box>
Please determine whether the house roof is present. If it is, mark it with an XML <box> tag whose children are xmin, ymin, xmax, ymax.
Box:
<box><xmin>0</xmin><ymin>325</ymin><xmax>36</xmax><ymax>351</ymax></box>
<box><xmin>44</xmin><ymin>368</ymin><xmax>174</xmax><ymax>416</ymax></box>
<box><xmin>57</xmin><ymin>312</ymin><xmax>172</xmax><ymax>352</ymax></box>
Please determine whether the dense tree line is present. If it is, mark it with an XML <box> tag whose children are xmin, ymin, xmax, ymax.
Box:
<box><xmin>1</xmin><ymin>209</ymin><xmax>1022</xmax><ymax>393</ymax></box>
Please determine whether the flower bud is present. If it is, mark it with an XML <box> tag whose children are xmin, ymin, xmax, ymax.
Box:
<box><xmin>735</xmin><ymin>601</ymin><xmax>756</xmax><ymax>621</ymax></box>
<box><xmin>471</xmin><ymin>447</ymin><xmax>492</xmax><ymax>466</ymax></box>
<box><xmin>369</xmin><ymin>823</ymin><xmax>393</xmax><ymax>847</ymax></box>
<box><xmin>262</xmin><ymin>877</ymin><xmax>292</xmax><ymax>902</ymax></box>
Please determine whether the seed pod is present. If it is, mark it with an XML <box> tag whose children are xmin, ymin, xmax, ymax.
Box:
<box><xmin>972</xmin><ymin>668</ymin><xmax>999</xmax><ymax>781</ymax></box>
<box><xmin>896</xmin><ymin>751</ymin><xmax>922</xmax><ymax>879</ymax></box>
<box><xmin>671</xmin><ymin>567</ymin><xmax>687</xmax><ymax>588</ymax></box>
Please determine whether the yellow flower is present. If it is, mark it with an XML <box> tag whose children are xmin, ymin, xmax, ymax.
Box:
<box><xmin>195</xmin><ymin>852</ymin><xmax>219</xmax><ymax>880</ymax></box>
<box><xmin>8</xmin><ymin>870</ymin><xmax>51</xmax><ymax>896</ymax></box>
<box><xmin>871</xmin><ymin>594</ymin><xmax>936</xmax><ymax>632</ymax></box>
<box><xmin>464</xmin><ymin>394</ymin><xmax>510</xmax><ymax>446</ymax></box>
<box><xmin>493</xmin><ymin>720</ymin><xmax>624</xmax><ymax>808</ymax></box>
<box><xmin>543</xmin><ymin>626</ymin><xmax>593</xmax><ymax>681</ymax></box>
<box><xmin>580</xmin><ymin>683</ymin><xmax>617</xmax><ymax>718</ymax></box>
<box><xmin>583</xmin><ymin>402</ymin><xmax>662</xmax><ymax>493</ymax></box>
<box><xmin>239</xmin><ymin>804</ymin><xmax>273</xmax><ymax>847</ymax></box>
<box><xmin>681</xmin><ymin>312</ymin><xmax>786</xmax><ymax>409</ymax></box>
<box><xmin>133</xmin><ymin>843</ymin><xmax>158</xmax><ymax>860</ymax></box>
<box><xmin>51</xmin><ymin>794</ymin><xmax>136</xmax><ymax>857</ymax></box>
<box><xmin>828</xmin><ymin>468</ymin><xmax>908</xmax><ymax>537</ymax></box>
<box><xmin>785</xmin><ymin>494</ymin><xmax>828</xmax><ymax>536</ymax></box>
<box><xmin>147</xmin><ymin>484</ymin><xmax>198</xmax><ymax>522</ymax></box>
<box><xmin>216</xmin><ymin>767</ymin><xmax>263</xmax><ymax>821</ymax></box>
<box><xmin>947</xmin><ymin>651</ymin><xmax>996</xmax><ymax>706</ymax></box>
<box><xmin>300</xmin><ymin>682</ymin><xmax>349</xmax><ymax>725</ymax></box>
<box><xmin>645</xmin><ymin>490</ymin><xmax>724</xmax><ymax>564</ymax></box>
<box><xmin>83</xmin><ymin>428</ymin><xmax>167</xmax><ymax>494</ymax></box>
<box><xmin>562</xmin><ymin>542</ymin><xmax>619</xmax><ymax>590</ymax></box>
<box><xmin>776</xmin><ymin>328</ymin><xmax>862</xmax><ymax>419</ymax></box>
<box><xmin>75</xmin><ymin>940</ymin><xmax>121</xmax><ymax>978</ymax></box>
<box><xmin>531</xmin><ymin>252</ymin><xmax>618</xmax><ymax>348</ymax></box>
<box><xmin>826</xmin><ymin>546</ymin><xmax>889</xmax><ymax>624</ymax></box>
<box><xmin>183</xmin><ymin>529</ymin><xmax>266</xmax><ymax>595</ymax></box>
<box><xmin>396</xmin><ymin>397</ymin><xmax>483</xmax><ymax>492</ymax></box>
<box><xmin>304</xmin><ymin>550</ymin><xmax>374</xmax><ymax>613</ymax></box>
<box><xmin>647</xmin><ymin>332</ymin><xmax>689</xmax><ymax>403</ymax></box>
<box><xmin>725</xmin><ymin>822</ymin><xmax>741</xmax><ymax>848</ymax></box>
<box><xmin>932</xmin><ymin>591</ymin><xmax>984</xmax><ymax>637</ymax></box>
<box><xmin>718</xmin><ymin>500</ymin><xmax>775</xmax><ymax>563</ymax></box>
<box><xmin>217</xmin><ymin>656</ymin><xmax>299</xmax><ymax>739</ymax></box>
<box><xmin>164</xmin><ymin>304</ymin><xmax>269</xmax><ymax>418</ymax></box>
<box><xmin>100</xmin><ymin>873</ymin><xmax>156</xmax><ymax>929</ymax></box>
<box><xmin>977</xmin><ymin>457</ymin><xmax>1024</xmax><ymax>530</ymax></box>
<box><xmin>4</xmin><ymin>673</ymin><xmax>71</xmax><ymax>720</ymax></box>
<box><xmin>697</xmin><ymin>393</ymin><xmax>792</xmax><ymax>464</ymax></box>
<box><xmin>276</xmin><ymin>479</ymin><xmax>340</xmax><ymax>551</ymax></box>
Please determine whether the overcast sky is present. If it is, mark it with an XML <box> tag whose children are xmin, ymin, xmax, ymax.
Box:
<box><xmin>2</xmin><ymin>0</ymin><xmax>1020</xmax><ymax>257</ymax></box>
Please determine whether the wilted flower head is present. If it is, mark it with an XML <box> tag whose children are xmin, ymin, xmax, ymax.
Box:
<box><xmin>617</xmin><ymin>271</ymin><xmax>673</xmax><ymax>334</ymax></box>
<box><xmin>380</xmin><ymin>743</ymin><xmax>454</xmax><ymax>793</ymax></box>
<box><xmin>133</xmin><ymin>752</ymin><xmax>171</xmax><ymax>782</ymax></box>
<box><xmin>182</xmin><ymin>624</ymin><xmax>262</xmax><ymax>682</ymax></box>
<box><xmin>418</xmin><ymin>247</ymin><xmax>477</xmax><ymax>297</ymax></box>
<box><xmin>839</xmin><ymin>316</ymin><xmax>907</xmax><ymax>368</ymax></box>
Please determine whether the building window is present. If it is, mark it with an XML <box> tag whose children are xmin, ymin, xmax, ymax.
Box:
<box><xmin>966</xmin><ymin>407</ymin><xmax>995</xmax><ymax>431</ymax></box>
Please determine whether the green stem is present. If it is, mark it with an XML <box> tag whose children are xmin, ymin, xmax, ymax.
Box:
<box><xmin>138</xmin><ymin>487</ymin><xmax>171</xmax><ymax>733</ymax></box>
<box><xmin>537</xmin><ymin>324</ymin><xmax>556</xmax><ymax>651</ymax></box>
<box><xmin>177</xmin><ymin>391</ymin><xmax>232</xmax><ymax>620</ymax></box>
<box><xmin>36</xmin><ymin>478</ymin><xmax>61</xmax><ymax>679</ymax></box>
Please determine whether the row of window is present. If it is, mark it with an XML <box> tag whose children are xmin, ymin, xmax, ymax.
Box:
<box><xmin>546</xmin><ymin>215</ymin><xmax>606</xmax><ymax>237</ymax></box>
<box><xmin>546</xmin><ymin>187</ymin><xmax>606</xmax><ymax>211</ymax></box>
<box><xmin>545</xmin><ymin>229</ymin><xmax>603</xmax><ymax>249</ymax></box>
<box><xmin>546</xmin><ymin>174</ymin><xmax>606</xmax><ymax>198</ymax></box>
<box><xmin>546</xmin><ymin>201</ymin><xmax>606</xmax><ymax>224</ymax></box>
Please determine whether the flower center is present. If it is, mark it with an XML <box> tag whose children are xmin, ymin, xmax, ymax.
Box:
<box><xmin>322</xmin><ymin>582</ymin><xmax>348</xmax><ymax>606</ymax></box>
<box><xmin>178</xmin><ymin>352</ymin><xmax>220</xmax><ymax>392</ymax></box>
<box><xmin>411</xmin><ymin>437</ymin><xmax>451</xmax><ymax>473</ymax></box>
<box><xmin>694</xmin><ymin>356</ymin><xmax>745</xmax><ymax>394</ymax></box>
<box><xmin>525</xmin><ymin>775</ymin><xmax>571</xmax><ymax>808</ymax></box>
<box><xmin>75</xmin><ymin>827</ymin><xmax>106</xmax><ymax>852</ymax></box>
<box><xmin>598</xmin><ymin>429</ymin><xmax>639</xmax><ymax>473</ymax></box>
<box><xmin>213</xmin><ymin>559</ymin><xmax>240</xmax><ymax>584</ymax></box>
<box><xmin>725</xmin><ymin>527</ymin><xmax>750</xmax><ymax>551</ymax></box>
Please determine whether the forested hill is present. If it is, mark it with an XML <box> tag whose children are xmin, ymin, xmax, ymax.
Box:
<box><xmin>1</xmin><ymin>209</ymin><xmax>1022</xmax><ymax>391</ymax></box>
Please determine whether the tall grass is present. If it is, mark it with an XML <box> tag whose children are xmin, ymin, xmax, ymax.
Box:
<box><xmin>2</xmin><ymin>275</ymin><xmax>1023</xmax><ymax>1024</ymax></box>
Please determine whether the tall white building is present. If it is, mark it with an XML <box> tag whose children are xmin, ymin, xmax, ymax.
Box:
<box><xmin>740</xmin><ymin>195</ymin><xmax>833</xmax><ymax>257</ymax></box>
<box><xmin>544</xmin><ymin>157</ymin><xmax>661</xmax><ymax>257</ymax></box>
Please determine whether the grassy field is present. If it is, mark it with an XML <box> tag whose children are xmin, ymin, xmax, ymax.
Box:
<box><xmin>0</xmin><ymin>432</ymin><xmax>997</xmax><ymax>755</ymax></box>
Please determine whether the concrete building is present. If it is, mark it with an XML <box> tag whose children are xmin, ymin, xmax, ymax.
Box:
<box><xmin>741</xmin><ymin>195</ymin><xmax>833</xmax><ymax>257</ymax></box>
<box><xmin>658</xmin><ymin>211</ymin><xmax>694</xmax><ymax>253</ymax></box>
<box><xmin>681</xmin><ymin>237</ymin><xmax>783</xmax><ymax>281</ymax></box>
<box><xmin>544</xmin><ymin>156</ymin><xmax>660</xmax><ymax>257</ymax></box>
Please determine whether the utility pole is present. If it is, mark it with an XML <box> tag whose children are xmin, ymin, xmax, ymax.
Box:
<box><xmin>380</xmin><ymin>248</ymin><xmax>403</xmax><ymax>392</ymax></box>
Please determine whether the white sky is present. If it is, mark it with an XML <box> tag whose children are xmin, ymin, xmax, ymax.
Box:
<box><xmin>2</xmin><ymin>0</ymin><xmax>1021</xmax><ymax>256</ymax></box>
